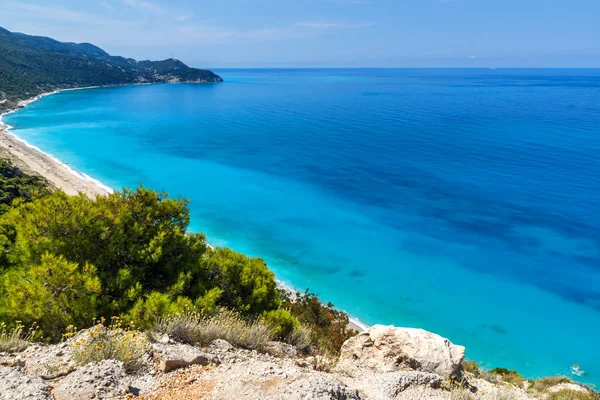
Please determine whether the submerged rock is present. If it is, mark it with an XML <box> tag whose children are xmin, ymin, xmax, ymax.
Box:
<box><xmin>339</xmin><ymin>325</ymin><xmax>465</xmax><ymax>377</ymax></box>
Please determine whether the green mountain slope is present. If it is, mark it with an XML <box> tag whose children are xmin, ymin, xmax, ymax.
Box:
<box><xmin>0</xmin><ymin>26</ymin><xmax>222</xmax><ymax>110</ymax></box>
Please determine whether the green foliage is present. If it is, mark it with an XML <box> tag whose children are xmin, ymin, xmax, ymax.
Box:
<box><xmin>0</xmin><ymin>186</ymin><xmax>280</xmax><ymax>340</ymax></box>
<box><xmin>280</xmin><ymin>290</ymin><xmax>356</xmax><ymax>355</ymax></box>
<box><xmin>261</xmin><ymin>309</ymin><xmax>299</xmax><ymax>340</ymax></box>
<box><xmin>128</xmin><ymin>292</ymin><xmax>195</xmax><ymax>329</ymax></box>
<box><xmin>0</xmin><ymin>188</ymin><xmax>209</xmax><ymax>317</ymax></box>
<box><xmin>205</xmin><ymin>247</ymin><xmax>279</xmax><ymax>315</ymax></box>
<box><xmin>0</xmin><ymin>26</ymin><xmax>221</xmax><ymax>110</ymax></box>
<box><xmin>0</xmin><ymin>253</ymin><xmax>100</xmax><ymax>338</ymax></box>
<box><xmin>0</xmin><ymin>159</ymin><xmax>47</xmax><ymax>215</ymax></box>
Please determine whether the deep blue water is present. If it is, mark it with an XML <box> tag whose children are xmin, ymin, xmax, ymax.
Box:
<box><xmin>4</xmin><ymin>69</ymin><xmax>600</xmax><ymax>385</ymax></box>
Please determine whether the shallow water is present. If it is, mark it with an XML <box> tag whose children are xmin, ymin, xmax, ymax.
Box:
<box><xmin>5</xmin><ymin>69</ymin><xmax>600</xmax><ymax>385</ymax></box>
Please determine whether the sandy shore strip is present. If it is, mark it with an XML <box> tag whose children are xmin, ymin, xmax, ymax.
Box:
<box><xmin>0</xmin><ymin>90</ymin><xmax>111</xmax><ymax>197</ymax></box>
<box><xmin>0</xmin><ymin>127</ymin><xmax>110</xmax><ymax>197</ymax></box>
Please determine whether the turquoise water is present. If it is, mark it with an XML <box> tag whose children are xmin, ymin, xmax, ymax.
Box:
<box><xmin>4</xmin><ymin>69</ymin><xmax>600</xmax><ymax>385</ymax></box>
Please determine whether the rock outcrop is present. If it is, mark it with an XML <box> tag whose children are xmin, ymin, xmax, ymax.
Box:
<box><xmin>0</xmin><ymin>367</ymin><xmax>52</xmax><ymax>400</ymax></box>
<box><xmin>52</xmin><ymin>360</ymin><xmax>129</xmax><ymax>400</ymax></box>
<box><xmin>1</xmin><ymin>325</ymin><xmax>590</xmax><ymax>399</ymax></box>
<box><xmin>152</xmin><ymin>342</ymin><xmax>217</xmax><ymax>373</ymax></box>
<box><xmin>339</xmin><ymin>325</ymin><xmax>465</xmax><ymax>377</ymax></box>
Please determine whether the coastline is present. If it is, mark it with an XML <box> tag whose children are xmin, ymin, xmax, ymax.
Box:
<box><xmin>0</xmin><ymin>86</ymin><xmax>368</xmax><ymax>332</ymax></box>
<box><xmin>0</xmin><ymin>86</ymin><xmax>114</xmax><ymax>197</ymax></box>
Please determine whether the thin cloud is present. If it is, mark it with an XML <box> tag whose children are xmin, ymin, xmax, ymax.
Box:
<box><xmin>0</xmin><ymin>1</ymin><xmax>372</xmax><ymax>52</ymax></box>
<box><xmin>295</xmin><ymin>21</ymin><xmax>373</xmax><ymax>29</ymax></box>
<box><xmin>176</xmin><ymin>14</ymin><xmax>194</xmax><ymax>22</ymax></box>
<box><xmin>121</xmin><ymin>0</ymin><xmax>166</xmax><ymax>15</ymax></box>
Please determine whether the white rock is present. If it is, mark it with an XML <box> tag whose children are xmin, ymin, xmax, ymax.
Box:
<box><xmin>0</xmin><ymin>367</ymin><xmax>52</xmax><ymax>400</ymax></box>
<box><xmin>548</xmin><ymin>382</ymin><xmax>590</xmax><ymax>394</ymax></box>
<box><xmin>152</xmin><ymin>342</ymin><xmax>217</xmax><ymax>373</ymax></box>
<box><xmin>339</xmin><ymin>325</ymin><xmax>465</xmax><ymax>377</ymax></box>
<box><xmin>52</xmin><ymin>360</ymin><xmax>129</xmax><ymax>400</ymax></box>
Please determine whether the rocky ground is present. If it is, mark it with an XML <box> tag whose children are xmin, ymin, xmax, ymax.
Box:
<box><xmin>0</xmin><ymin>325</ymin><xmax>594</xmax><ymax>400</ymax></box>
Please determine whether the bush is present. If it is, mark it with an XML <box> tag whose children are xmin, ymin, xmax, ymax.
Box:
<box><xmin>461</xmin><ymin>360</ymin><xmax>481</xmax><ymax>377</ymax></box>
<box><xmin>127</xmin><ymin>292</ymin><xmax>196</xmax><ymax>330</ymax></box>
<box><xmin>0</xmin><ymin>188</ymin><xmax>210</xmax><ymax>313</ymax></box>
<box><xmin>529</xmin><ymin>376</ymin><xmax>572</xmax><ymax>392</ymax></box>
<box><xmin>204</xmin><ymin>248</ymin><xmax>279</xmax><ymax>315</ymax></box>
<box><xmin>0</xmin><ymin>187</ymin><xmax>280</xmax><ymax>341</ymax></box>
<box><xmin>0</xmin><ymin>322</ymin><xmax>37</xmax><ymax>352</ymax></box>
<box><xmin>280</xmin><ymin>290</ymin><xmax>356</xmax><ymax>355</ymax></box>
<box><xmin>0</xmin><ymin>159</ymin><xmax>48</xmax><ymax>216</ymax></box>
<box><xmin>261</xmin><ymin>309</ymin><xmax>299</xmax><ymax>340</ymax></box>
<box><xmin>481</xmin><ymin>368</ymin><xmax>524</xmax><ymax>388</ymax></box>
<box><xmin>153</xmin><ymin>308</ymin><xmax>273</xmax><ymax>350</ymax></box>
<box><xmin>285</xmin><ymin>324</ymin><xmax>313</xmax><ymax>351</ymax></box>
<box><xmin>68</xmin><ymin>317</ymin><xmax>149</xmax><ymax>372</ymax></box>
<box><xmin>0</xmin><ymin>253</ymin><xmax>101</xmax><ymax>339</ymax></box>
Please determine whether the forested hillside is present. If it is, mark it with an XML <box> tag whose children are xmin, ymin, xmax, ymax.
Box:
<box><xmin>0</xmin><ymin>26</ymin><xmax>222</xmax><ymax>111</ymax></box>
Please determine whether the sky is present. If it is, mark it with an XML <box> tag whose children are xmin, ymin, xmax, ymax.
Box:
<box><xmin>0</xmin><ymin>0</ymin><xmax>599</xmax><ymax>68</ymax></box>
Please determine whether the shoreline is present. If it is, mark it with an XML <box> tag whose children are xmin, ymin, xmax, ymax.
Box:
<box><xmin>0</xmin><ymin>85</ymin><xmax>119</xmax><ymax>197</ymax></box>
<box><xmin>0</xmin><ymin>85</ymin><xmax>369</xmax><ymax>332</ymax></box>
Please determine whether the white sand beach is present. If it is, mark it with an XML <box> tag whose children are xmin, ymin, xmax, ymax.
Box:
<box><xmin>0</xmin><ymin>92</ymin><xmax>110</xmax><ymax>198</ymax></box>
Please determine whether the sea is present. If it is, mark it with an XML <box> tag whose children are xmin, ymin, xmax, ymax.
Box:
<box><xmin>3</xmin><ymin>69</ymin><xmax>600</xmax><ymax>386</ymax></box>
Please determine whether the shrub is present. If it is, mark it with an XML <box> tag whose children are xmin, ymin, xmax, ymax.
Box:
<box><xmin>0</xmin><ymin>187</ymin><xmax>281</xmax><ymax>339</ymax></box>
<box><xmin>0</xmin><ymin>159</ymin><xmax>48</xmax><ymax>216</ymax></box>
<box><xmin>529</xmin><ymin>376</ymin><xmax>572</xmax><ymax>392</ymax></box>
<box><xmin>483</xmin><ymin>368</ymin><xmax>524</xmax><ymax>388</ymax></box>
<box><xmin>0</xmin><ymin>188</ymin><xmax>210</xmax><ymax>318</ymax></box>
<box><xmin>154</xmin><ymin>308</ymin><xmax>273</xmax><ymax>350</ymax></box>
<box><xmin>204</xmin><ymin>247</ymin><xmax>279</xmax><ymax>315</ymax></box>
<box><xmin>0</xmin><ymin>322</ymin><xmax>37</xmax><ymax>352</ymax></box>
<box><xmin>261</xmin><ymin>309</ymin><xmax>299</xmax><ymax>340</ymax></box>
<box><xmin>280</xmin><ymin>289</ymin><xmax>356</xmax><ymax>355</ymax></box>
<box><xmin>0</xmin><ymin>253</ymin><xmax>101</xmax><ymax>339</ymax></box>
<box><xmin>69</xmin><ymin>317</ymin><xmax>149</xmax><ymax>372</ymax></box>
<box><xmin>461</xmin><ymin>360</ymin><xmax>481</xmax><ymax>377</ymax></box>
<box><xmin>128</xmin><ymin>292</ymin><xmax>197</xmax><ymax>330</ymax></box>
<box><xmin>285</xmin><ymin>324</ymin><xmax>313</xmax><ymax>351</ymax></box>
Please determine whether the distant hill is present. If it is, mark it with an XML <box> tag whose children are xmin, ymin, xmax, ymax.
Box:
<box><xmin>0</xmin><ymin>26</ymin><xmax>222</xmax><ymax>110</ymax></box>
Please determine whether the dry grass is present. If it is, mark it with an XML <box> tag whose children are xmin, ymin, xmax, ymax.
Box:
<box><xmin>0</xmin><ymin>322</ymin><xmax>37</xmax><ymax>353</ymax></box>
<box><xmin>67</xmin><ymin>317</ymin><xmax>149</xmax><ymax>372</ymax></box>
<box><xmin>285</xmin><ymin>324</ymin><xmax>312</xmax><ymax>351</ymax></box>
<box><xmin>449</xmin><ymin>388</ymin><xmax>476</xmax><ymax>400</ymax></box>
<box><xmin>153</xmin><ymin>309</ymin><xmax>273</xmax><ymax>351</ymax></box>
<box><xmin>529</xmin><ymin>376</ymin><xmax>572</xmax><ymax>392</ymax></box>
<box><xmin>461</xmin><ymin>360</ymin><xmax>481</xmax><ymax>377</ymax></box>
<box><xmin>548</xmin><ymin>389</ymin><xmax>597</xmax><ymax>400</ymax></box>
